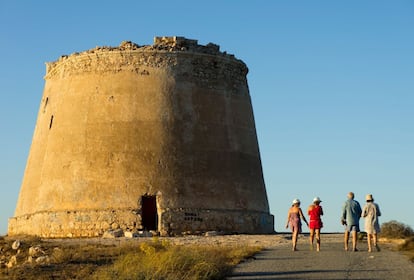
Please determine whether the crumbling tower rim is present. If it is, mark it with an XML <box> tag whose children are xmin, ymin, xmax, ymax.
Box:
<box><xmin>45</xmin><ymin>36</ymin><xmax>248</xmax><ymax>79</ymax></box>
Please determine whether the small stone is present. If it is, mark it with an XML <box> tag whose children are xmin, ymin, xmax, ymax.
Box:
<box><xmin>124</xmin><ymin>231</ymin><xmax>139</xmax><ymax>238</ymax></box>
<box><xmin>29</xmin><ymin>246</ymin><xmax>43</xmax><ymax>257</ymax></box>
<box><xmin>102</xmin><ymin>229</ymin><xmax>124</xmax><ymax>238</ymax></box>
<box><xmin>138</xmin><ymin>230</ymin><xmax>153</xmax><ymax>237</ymax></box>
<box><xmin>7</xmin><ymin>255</ymin><xmax>17</xmax><ymax>268</ymax></box>
<box><xmin>12</xmin><ymin>240</ymin><xmax>21</xmax><ymax>250</ymax></box>
<box><xmin>35</xmin><ymin>256</ymin><xmax>50</xmax><ymax>264</ymax></box>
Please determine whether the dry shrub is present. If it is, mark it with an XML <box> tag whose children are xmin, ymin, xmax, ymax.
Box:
<box><xmin>398</xmin><ymin>236</ymin><xmax>414</xmax><ymax>262</ymax></box>
<box><xmin>381</xmin><ymin>220</ymin><xmax>414</xmax><ymax>239</ymax></box>
<box><xmin>380</xmin><ymin>220</ymin><xmax>414</xmax><ymax>262</ymax></box>
<box><xmin>92</xmin><ymin>239</ymin><xmax>261</xmax><ymax>280</ymax></box>
<box><xmin>50</xmin><ymin>247</ymin><xmax>73</xmax><ymax>263</ymax></box>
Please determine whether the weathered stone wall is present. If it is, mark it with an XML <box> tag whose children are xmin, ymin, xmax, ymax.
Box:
<box><xmin>9</xmin><ymin>37</ymin><xmax>274</xmax><ymax>237</ymax></box>
<box><xmin>9</xmin><ymin>208</ymin><xmax>273</xmax><ymax>238</ymax></box>
<box><xmin>8</xmin><ymin>209</ymin><xmax>140</xmax><ymax>238</ymax></box>
<box><xmin>160</xmin><ymin>208</ymin><xmax>274</xmax><ymax>236</ymax></box>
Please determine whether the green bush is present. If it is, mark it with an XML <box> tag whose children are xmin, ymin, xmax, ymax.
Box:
<box><xmin>381</xmin><ymin>220</ymin><xmax>414</xmax><ymax>238</ymax></box>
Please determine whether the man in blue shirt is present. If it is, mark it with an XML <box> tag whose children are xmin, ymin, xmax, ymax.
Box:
<box><xmin>341</xmin><ymin>192</ymin><xmax>362</xmax><ymax>251</ymax></box>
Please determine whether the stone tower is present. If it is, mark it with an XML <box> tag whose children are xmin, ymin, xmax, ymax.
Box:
<box><xmin>9</xmin><ymin>37</ymin><xmax>274</xmax><ymax>237</ymax></box>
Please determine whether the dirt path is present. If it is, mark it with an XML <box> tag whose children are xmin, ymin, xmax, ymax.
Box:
<box><xmin>227</xmin><ymin>234</ymin><xmax>414</xmax><ymax>280</ymax></box>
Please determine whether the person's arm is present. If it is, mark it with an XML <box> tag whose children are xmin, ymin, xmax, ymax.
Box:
<box><xmin>299</xmin><ymin>208</ymin><xmax>309</xmax><ymax>226</ymax></box>
<box><xmin>376</xmin><ymin>203</ymin><xmax>381</xmax><ymax>217</ymax></box>
<box><xmin>361</xmin><ymin>204</ymin><xmax>367</xmax><ymax>217</ymax></box>
<box><xmin>341</xmin><ymin>202</ymin><xmax>347</xmax><ymax>225</ymax></box>
<box><xmin>357</xmin><ymin>201</ymin><xmax>362</xmax><ymax>217</ymax></box>
<box><xmin>320</xmin><ymin>206</ymin><xmax>324</xmax><ymax>216</ymax></box>
<box><xmin>286</xmin><ymin>209</ymin><xmax>290</xmax><ymax>228</ymax></box>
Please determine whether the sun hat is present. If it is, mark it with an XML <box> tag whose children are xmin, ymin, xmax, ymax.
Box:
<box><xmin>366</xmin><ymin>194</ymin><xmax>373</xmax><ymax>201</ymax></box>
<box><xmin>292</xmin><ymin>198</ymin><xmax>300</xmax><ymax>205</ymax></box>
<box><xmin>313</xmin><ymin>197</ymin><xmax>322</xmax><ymax>203</ymax></box>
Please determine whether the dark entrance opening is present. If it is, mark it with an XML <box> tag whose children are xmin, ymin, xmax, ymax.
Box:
<box><xmin>141</xmin><ymin>195</ymin><xmax>157</xmax><ymax>231</ymax></box>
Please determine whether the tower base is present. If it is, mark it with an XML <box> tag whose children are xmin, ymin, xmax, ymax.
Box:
<box><xmin>8</xmin><ymin>208</ymin><xmax>274</xmax><ymax>238</ymax></box>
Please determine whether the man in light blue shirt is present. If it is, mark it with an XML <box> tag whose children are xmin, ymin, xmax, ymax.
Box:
<box><xmin>341</xmin><ymin>192</ymin><xmax>362</xmax><ymax>251</ymax></box>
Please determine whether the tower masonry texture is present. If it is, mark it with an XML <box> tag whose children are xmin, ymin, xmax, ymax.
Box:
<box><xmin>9</xmin><ymin>36</ymin><xmax>274</xmax><ymax>238</ymax></box>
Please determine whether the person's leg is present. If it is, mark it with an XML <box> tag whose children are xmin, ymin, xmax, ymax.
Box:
<box><xmin>316</xmin><ymin>229</ymin><xmax>321</xmax><ymax>252</ymax></box>
<box><xmin>315</xmin><ymin>229</ymin><xmax>321</xmax><ymax>251</ymax></box>
<box><xmin>344</xmin><ymin>230</ymin><xmax>349</xmax><ymax>251</ymax></box>
<box><xmin>292</xmin><ymin>229</ymin><xmax>298</xmax><ymax>251</ymax></box>
<box><xmin>367</xmin><ymin>233</ymin><xmax>372</xmax><ymax>252</ymax></box>
<box><xmin>352</xmin><ymin>229</ymin><xmax>358</xmax><ymax>251</ymax></box>
<box><xmin>373</xmin><ymin>233</ymin><xmax>380</xmax><ymax>251</ymax></box>
<box><xmin>309</xmin><ymin>228</ymin><xmax>315</xmax><ymax>250</ymax></box>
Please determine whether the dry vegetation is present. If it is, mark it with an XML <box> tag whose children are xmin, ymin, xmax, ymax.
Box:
<box><xmin>2</xmin><ymin>222</ymin><xmax>413</xmax><ymax>279</ymax></box>
<box><xmin>92</xmin><ymin>238</ymin><xmax>260</xmax><ymax>280</ymax></box>
<box><xmin>381</xmin><ymin>220</ymin><xmax>414</xmax><ymax>239</ymax></box>
<box><xmin>0</xmin><ymin>236</ymin><xmax>261</xmax><ymax>280</ymax></box>
<box><xmin>381</xmin><ymin>220</ymin><xmax>414</xmax><ymax>262</ymax></box>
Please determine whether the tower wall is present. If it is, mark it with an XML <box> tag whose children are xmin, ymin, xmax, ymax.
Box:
<box><xmin>9</xmin><ymin>37</ymin><xmax>274</xmax><ymax>237</ymax></box>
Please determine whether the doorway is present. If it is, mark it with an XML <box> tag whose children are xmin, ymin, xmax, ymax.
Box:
<box><xmin>141</xmin><ymin>195</ymin><xmax>158</xmax><ymax>231</ymax></box>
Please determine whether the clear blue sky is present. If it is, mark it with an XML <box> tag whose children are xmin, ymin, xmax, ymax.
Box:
<box><xmin>0</xmin><ymin>0</ymin><xmax>413</xmax><ymax>235</ymax></box>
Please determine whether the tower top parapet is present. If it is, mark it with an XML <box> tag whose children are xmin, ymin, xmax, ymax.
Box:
<box><xmin>45</xmin><ymin>36</ymin><xmax>244</xmax><ymax>79</ymax></box>
<box><xmin>152</xmin><ymin>36</ymin><xmax>222</xmax><ymax>54</ymax></box>
<box><xmin>52</xmin><ymin>36</ymin><xmax>235</xmax><ymax>63</ymax></box>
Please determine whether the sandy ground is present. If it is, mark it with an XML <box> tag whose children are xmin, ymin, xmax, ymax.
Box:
<box><xmin>43</xmin><ymin>233</ymin><xmax>294</xmax><ymax>248</ymax></box>
<box><xmin>43</xmin><ymin>232</ymin><xmax>349</xmax><ymax>248</ymax></box>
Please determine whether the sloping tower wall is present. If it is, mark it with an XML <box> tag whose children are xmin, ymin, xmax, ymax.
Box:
<box><xmin>9</xmin><ymin>37</ymin><xmax>274</xmax><ymax>237</ymax></box>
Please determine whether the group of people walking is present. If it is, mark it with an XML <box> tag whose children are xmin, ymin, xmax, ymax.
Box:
<box><xmin>285</xmin><ymin>192</ymin><xmax>381</xmax><ymax>252</ymax></box>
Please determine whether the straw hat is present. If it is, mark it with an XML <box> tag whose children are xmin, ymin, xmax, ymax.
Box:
<box><xmin>292</xmin><ymin>198</ymin><xmax>301</xmax><ymax>205</ymax></box>
<box><xmin>366</xmin><ymin>194</ymin><xmax>374</xmax><ymax>201</ymax></box>
<box><xmin>313</xmin><ymin>197</ymin><xmax>322</xmax><ymax>203</ymax></box>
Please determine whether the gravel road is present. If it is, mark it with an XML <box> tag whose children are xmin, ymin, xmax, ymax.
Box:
<box><xmin>227</xmin><ymin>233</ymin><xmax>414</xmax><ymax>280</ymax></box>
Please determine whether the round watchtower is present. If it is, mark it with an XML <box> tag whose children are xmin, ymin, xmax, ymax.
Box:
<box><xmin>9</xmin><ymin>36</ymin><xmax>274</xmax><ymax>237</ymax></box>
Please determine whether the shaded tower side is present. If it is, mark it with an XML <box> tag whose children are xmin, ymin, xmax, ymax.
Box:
<box><xmin>9</xmin><ymin>38</ymin><xmax>274</xmax><ymax>237</ymax></box>
<box><xmin>162</xmin><ymin>50</ymin><xmax>273</xmax><ymax>234</ymax></box>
